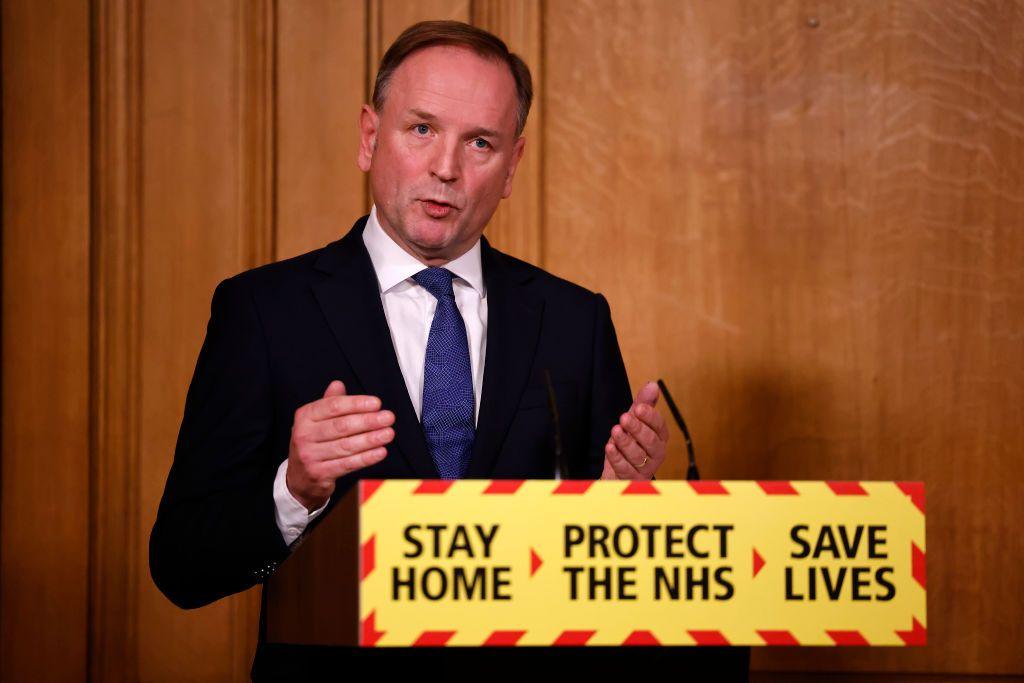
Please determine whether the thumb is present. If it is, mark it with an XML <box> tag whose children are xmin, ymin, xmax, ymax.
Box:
<box><xmin>634</xmin><ymin>380</ymin><xmax>659</xmax><ymax>408</ymax></box>
<box><xmin>323</xmin><ymin>379</ymin><xmax>347</xmax><ymax>398</ymax></box>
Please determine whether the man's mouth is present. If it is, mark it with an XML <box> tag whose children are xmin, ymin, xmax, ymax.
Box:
<box><xmin>419</xmin><ymin>199</ymin><xmax>457</xmax><ymax>219</ymax></box>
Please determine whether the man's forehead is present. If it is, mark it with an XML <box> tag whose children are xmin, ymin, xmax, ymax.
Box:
<box><xmin>386</xmin><ymin>45</ymin><xmax>518</xmax><ymax>133</ymax></box>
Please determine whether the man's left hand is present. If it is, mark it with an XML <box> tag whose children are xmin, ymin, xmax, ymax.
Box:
<box><xmin>600</xmin><ymin>381</ymin><xmax>669</xmax><ymax>480</ymax></box>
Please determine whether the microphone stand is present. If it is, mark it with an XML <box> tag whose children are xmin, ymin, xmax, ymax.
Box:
<box><xmin>543</xmin><ymin>369</ymin><xmax>567</xmax><ymax>480</ymax></box>
<box><xmin>657</xmin><ymin>379</ymin><xmax>700</xmax><ymax>481</ymax></box>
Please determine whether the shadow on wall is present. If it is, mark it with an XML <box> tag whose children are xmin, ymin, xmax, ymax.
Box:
<box><xmin>678</xmin><ymin>362</ymin><xmax>855</xmax><ymax>483</ymax></box>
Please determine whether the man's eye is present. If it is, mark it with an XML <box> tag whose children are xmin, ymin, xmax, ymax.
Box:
<box><xmin>414</xmin><ymin>124</ymin><xmax>430</xmax><ymax>135</ymax></box>
<box><xmin>472</xmin><ymin>138</ymin><xmax>491</xmax><ymax>150</ymax></box>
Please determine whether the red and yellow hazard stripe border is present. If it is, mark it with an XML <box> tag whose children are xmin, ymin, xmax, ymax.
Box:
<box><xmin>358</xmin><ymin>480</ymin><xmax>926</xmax><ymax>647</ymax></box>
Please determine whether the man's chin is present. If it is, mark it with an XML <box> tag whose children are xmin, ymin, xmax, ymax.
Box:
<box><xmin>393</xmin><ymin>228</ymin><xmax>454</xmax><ymax>264</ymax></box>
<box><xmin>405</xmin><ymin>219</ymin><xmax>458</xmax><ymax>251</ymax></box>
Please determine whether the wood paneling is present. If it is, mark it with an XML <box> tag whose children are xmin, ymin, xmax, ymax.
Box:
<box><xmin>472</xmin><ymin>0</ymin><xmax>544</xmax><ymax>263</ymax></box>
<box><xmin>3</xmin><ymin>1</ymin><xmax>1022</xmax><ymax>679</ymax></box>
<box><xmin>135</xmin><ymin>2</ymin><xmax>273</xmax><ymax>680</ymax></box>
<box><xmin>277</xmin><ymin>0</ymin><xmax>368</xmax><ymax>258</ymax></box>
<box><xmin>1</xmin><ymin>1</ymin><xmax>92</xmax><ymax>681</ymax></box>
<box><xmin>240</xmin><ymin>0</ymin><xmax>277</xmax><ymax>269</ymax></box>
<box><xmin>369</xmin><ymin>0</ymin><xmax>471</xmax><ymax>73</ymax></box>
<box><xmin>543</xmin><ymin>0</ymin><xmax>1024</xmax><ymax>675</ymax></box>
<box><xmin>90</xmin><ymin>0</ymin><xmax>142</xmax><ymax>680</ymax></box>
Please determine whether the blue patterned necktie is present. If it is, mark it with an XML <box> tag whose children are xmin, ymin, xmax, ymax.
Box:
<box><xmin>412</xmin><ymin>267</ymin><xmax>475</xmax><ymax>479</ymax></box>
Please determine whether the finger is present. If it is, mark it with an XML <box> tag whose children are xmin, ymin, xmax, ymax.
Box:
<box><xmin>294</xmin><ymin>383</ymin><xmax>349</xmax><ymax>423</ymax></box>
<box><xmin>309</xmin><ymin>409</ymin><xmax>395</xmax><ymax>443</ymax></box>
<box><xmin>308</xmin><ymin>394</ymin><xmax>382</xmax><ymax>422</ymax></box>
<box><xmin>634</xmin><ymin>402</ymin><xmax>670</xmax><ymax>443</ymax></box>
<box><xmin>328</xmin><ymin>426</ymin><xmax>395</xmax><ymax>459</ymax></box>
<box><xmin>599</xmin><ymin>457</ymin><xmax>617</xmax><ymax>480</ymax></box>
<box><xmin>613</xmin><ymin>426</ymin><xmax>658</xmax><ymax>478</ymax></box>
<box><xmin>620</xmin><ymin>411</ymin><xmax>660</xmax><ymax>453</ymax></box>
<box><xmin>632</xmin><ymin>381</ymin><xmax>659</xmax><ymax>408</ymax></box>
<box><xmin>611</xmin><ymin>425</ymin><xmax>648</xmax><ymax>472</ymax></box>
<box><xmin>613</xmin><ymin>423</ymin><xmax>658</xmax><ymax>475</ymax></box>
<box><xmin>323</xmin><ymin>379</ymin><xmax>347</xmax><ymax>398</ymax></box>
<box><xmin>303</xmin><ymin>426</ymin><xmax>394</xmax><ymax>464</ymax></box>
<box><xmin>604</xmin><ymin>440</ymin><xmax>639</xmax><ymax>479</ymax></box>
<box><xmin>318</xmin><ymin>446</ymin><xmax>389</xmax><ymax>479</ymax></box>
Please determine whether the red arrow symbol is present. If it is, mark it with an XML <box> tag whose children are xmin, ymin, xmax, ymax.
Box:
<box><xmin>753</xmin><ymin>548</ymin><xmax>765</xmax><ymax>578</ymax></box>
<box><xmin>530</xmin><ymin>548</ymin><xmax>543</xmax><ymax>576</ymax></box>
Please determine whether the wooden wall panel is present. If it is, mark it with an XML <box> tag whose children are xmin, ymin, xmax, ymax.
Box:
<box><xmin>135</xmin><ymin>2</ymin><xmax>273</xmax><ymax>681</ymax></box>
<box><xmin>277</xmin><ymin>0</ymin><xmax>368</xmax><ymax>258</ymax></box>
<box><xmin>4</xmin><ymin>1</ymin><xmax>1022</xmax><ymax>680</ymax></box>
<box><xmin>369</xmin><ymin>0</ymin><xmax>471</xmax><ymax>70</ymax></box>
<box><xmin>472</xmin><ymin>0</ymin><xmax>544</xmax><ymax>263</ymax></box>
<box><xmin>543</xmin><ymin>0</ymin><xmax>1024</xmax><ymax>675</ymax></box>
<box><xmin>90</xmin><ymin>0</ymin><xmax>142</xmax><ymax>680</ymax></box>
<box><xmin>0</xmin><ymin>2</ymin><xmax>92</xmax><ymax>681</ymax></box>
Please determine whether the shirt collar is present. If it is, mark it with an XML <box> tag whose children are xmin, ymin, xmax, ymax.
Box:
<box><xmin>362</xmin><ymin>205</ymin><xmax>485</xmax><ymax>297</ymax></box>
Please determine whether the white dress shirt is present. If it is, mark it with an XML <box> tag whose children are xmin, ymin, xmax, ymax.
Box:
<box><xmin>273</xmin><ymin>206</ymin><xmax>488</xmax><ymax>545</ymax></box>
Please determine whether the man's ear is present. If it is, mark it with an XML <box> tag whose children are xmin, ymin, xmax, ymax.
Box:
<box><xmin>501</xmin><ymin>136</ymin><xmax>527</xmax><ymax>198</ymax></box>
<box><xmin>357</xmin><ymin>104</ymin><xmax>379</xmax><ymax>172</ymax></box>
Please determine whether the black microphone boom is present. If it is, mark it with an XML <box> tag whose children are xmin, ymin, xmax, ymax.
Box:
<box><xmin>543</xmin><ymin>369</ymin><xmax>568</xmax><ymax>479</ymax></box>
<box><xmin>657</xmin><ymin>378</ymin><xmax>700</xmax><ymax>481</ymax></box>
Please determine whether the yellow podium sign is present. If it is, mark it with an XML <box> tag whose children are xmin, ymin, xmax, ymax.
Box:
<box><xmin>358</xmin><ymin>480</ymin><xmax>926</xmax><ymax>647</ymax></box>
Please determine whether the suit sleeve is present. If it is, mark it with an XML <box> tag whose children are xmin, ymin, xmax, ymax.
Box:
<box><xmin>149</xmin><ymin>276</ymin><xmax>289</xmax><ymax>609</ymax></box>
<box><xmin>579</xmin><ymin>292</ymin><xmax>633</xmax><ymax>478</ymax></box>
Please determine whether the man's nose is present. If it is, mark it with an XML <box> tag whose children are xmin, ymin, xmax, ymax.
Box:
<box><xmin>430</xmin><ymin>136</ymin><xmax>461</xmax><ymax>183</ymax></box>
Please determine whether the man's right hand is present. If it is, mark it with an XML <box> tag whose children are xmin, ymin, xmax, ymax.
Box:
<box><xmin>286</xmin><ymin>380</ymin><xmax>395</xmax><ymax>511</ymax></box>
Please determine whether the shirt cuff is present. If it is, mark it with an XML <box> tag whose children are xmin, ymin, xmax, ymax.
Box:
<box><xmin>273</xmin><ymin>458</ymin><xmax>328</xmax><ymax>546</ymax></box>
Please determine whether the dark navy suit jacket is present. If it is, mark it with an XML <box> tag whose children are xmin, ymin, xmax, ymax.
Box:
<box><xmin>149</xmin><ymin>215</ymin><xmax>748</xmax><ymax>680</ymax></box>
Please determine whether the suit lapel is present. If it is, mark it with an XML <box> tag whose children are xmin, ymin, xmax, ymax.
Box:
<box><xmin>311</xmin><ymin>217</ymin><xmax>438</xmax><ymax>479</ymax></box>
<box><xmin>465</xmin><ymin>238</ymin><xmax>545</xmax><ymax>478</ymax></box>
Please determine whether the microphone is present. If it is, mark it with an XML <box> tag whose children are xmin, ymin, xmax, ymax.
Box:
<box><xmin>656</xmin><ymin>379</ymin><xmax>700</xmax><ymax>481</ymax></box>
<box><xmin>543</xmin><ymin>369</ymin><xmax>567</xmax><ymax>480</ymax></box>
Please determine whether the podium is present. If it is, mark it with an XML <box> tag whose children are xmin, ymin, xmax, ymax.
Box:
<box><xmin>264</xmin><ymin>482</ymin><xmax>361</xmax><ymax>646</ymax></box>
<box><xmin>264</xmin><ymin>479</ymin><xmax>925</xmax><ymax>651</ymax></box>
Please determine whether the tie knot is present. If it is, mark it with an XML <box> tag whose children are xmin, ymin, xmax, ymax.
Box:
<box><xmin>412</xmin><ymin>267</ymin><xmax>456</xmax><ymax>300</ymax></box>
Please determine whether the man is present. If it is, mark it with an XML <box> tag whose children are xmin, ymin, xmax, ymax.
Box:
<box><xmin>151</xmin><ymin>20</ymin><xmax>747</xmax><ymax>680</ymax></box>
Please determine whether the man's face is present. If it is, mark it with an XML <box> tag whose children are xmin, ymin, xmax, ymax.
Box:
<box><xmin>358</xmin><ymin>45</ymin><xmax>526</xmax><ymax>265</ymax></box>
